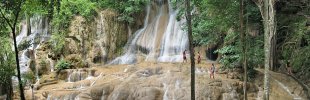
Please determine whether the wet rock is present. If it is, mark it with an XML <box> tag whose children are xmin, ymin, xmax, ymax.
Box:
<box><xmin>124</xmin><ymin>65</ymin><xmax>137</xmax><ymax>73</ymax></box>
<box><xmin>37</xmin><ymin>59</ymin><xmax>50</xmax><ymax>76</ymax></box>
<box><xmin>128</xmin><ymin>87</ymin><xmax>162</xmax><ymax>100</ymax></box>
<box><xmin>64</xmin><ymin>38</ymin><xmax>79</xmax><ymax>54</ymax></box>
<box><xmin>67</xmin><ymin>69</ymin><xmax>89</xmax><ymax>82</ymax></box>
<box><xmin>65</xmin><ymin>54</ymin><xmax>85</xmax><ymax>69</ymax></box>
<box><xmin>136</xmin><ymin>67</ymin><xmax>163</xmax><ymax>77</ymax></box>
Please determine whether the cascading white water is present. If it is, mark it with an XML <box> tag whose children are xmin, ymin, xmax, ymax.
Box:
<box><xmin>17</xmin><ymin>15</ymin><xmax>49</xmax><ymax>78</ymax></box>
<box><xmin>109</xmin><ymin>3</ymin><xmax>151</xmax><ymax>64</ymax></box>
<box><xmin>157</xmin><ymin>0</ymin><xmax>188</xmax><ymax>62</ymax></box>
<box><xmin>19</xmin><ymin>50</ymin><xmax>30</xmax><ymax>73</ymax></box>
<box><xmin>110</xmin><ymin>0</ymin><xmax>188</xmax><ymax>64</ymax></box>
<box><xmin>16</xmin><ymin>22</ymin><xmax>27</xmax><ymax>46</ymax></box>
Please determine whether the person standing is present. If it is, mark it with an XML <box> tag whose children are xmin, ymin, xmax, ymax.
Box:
<box><xmin>286</xmin><ymin>62</ymin><xmax>293</xmax><ymax>75</ymax></box>
<box><xmin>183</xmin><ymin>50</ymin><xmax>187</xmax><ymax>63</ymax></box>
<box><xmin>197</xmin><ymin>52</ymin><xmax>201</xmax><ymax>64</ymax></box>
<box><xmin>210</xmin><ymin>63</ymin><xmax>215</xmax><ymax>79</ymax></box>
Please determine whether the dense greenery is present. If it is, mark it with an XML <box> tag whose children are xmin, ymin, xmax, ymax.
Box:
<box><xmin>49</xmin><ymin>32</ymin><xmax>66</xmax><ymax>56</ymax></box>
<box><xmin>55</xmin><ymin>59</ymin><xmax>71</xmax><ymax>71</ymax></box>
<box><xmin>0</xmin><ymin>0</ymin><xmax>309</xmax><ymax>98</ymax></box>
<box><xmin>190</xmin><ymin>0</ymin><xmax>309</xmax><ymax>80</ymax></box>
<box><xmin>0</xmin><ymin>36</ymin><xmax>16</xmax><ymax>99</ymax></box>
<box><xmin>96</xmin><ymin>0</ymin><xmax>149</xmax><ymax>24</ymax></box>
<box><xmin>52</xmin><ymin>0</ymin><xmax>96</xmax><ymax>31</ymax></box>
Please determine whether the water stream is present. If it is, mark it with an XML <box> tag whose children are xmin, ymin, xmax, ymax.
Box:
<box><xmin>17</xmin><ymin>15</ymin><xmax>49</xmax><ymax>75</ymax></box>
<box><xmin>109</xmin><ymin>3</ymin><xmax>151</xmax><ymax>64</ymax></box>
<box><xmin>110</xmin><ymin>0</ymin><xmax>188</xmax><ymax>64</ymax></box>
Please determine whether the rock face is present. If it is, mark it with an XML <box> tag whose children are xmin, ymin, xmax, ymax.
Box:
<box><xmin>29</xmin><ymin>63</ymin><xmax>270</xmax><ymax>100</ymax></box>
<box><xmin>27</xmin><ymin>62</ymin><xmax>309</xmax><ymax>100</ymax></box>
<box><xmin>89</xmin><ymin>9</ymin><xmax>129</xmax><ymax>64</ymax></box>
<box><xmin>64</xmin><ymin>9</ymin><xmax>131</xmax><ymax>65</ymax></box>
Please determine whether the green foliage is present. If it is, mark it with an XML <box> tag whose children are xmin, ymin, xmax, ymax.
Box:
<box><xmin>0</xmin><ymin>36</ymin><xmax>16</xmax><ymax>85</ymax></box>
<box><xmin>55</xmin><ymin>59</ymin><xmax>71</xmax><ymax>71</ymax></box>
<box><xmin>21</xmin><ymin>71</ymin><xmax>35</xmax><ymax>84</ymax></box>
<box><xmin>50</xmin><ymin>32</ymin><xmax>66</xmax><ymax>55</ymax></box>
<box><xmin>52</xmin><ymin>0</ymin><xmax>96</xmax><ymax>30</ymax></box>
<box><xmin>18</xmin><ymin>39</ymin><xmax>31</xmax><ymax>51</ymax></box>
<box><xmin>191</xmin><ymin>0</ymin><xmax>240</xmax><ymax>46</ymax></box>
<box><xmin>277</xmin><ymin>13</ymin><xmax>309</xmax><ymax>72</ymax></box>
<box><xmin>97</xmin><ymin>0</ymin><xmax>149</xmax><ymax>24</ymax></box>
<box><xmin>246</xmin><ymin>36</ymin><xmax>264</xmax><ymax>67</ymax></box>
<box><xmin>22</xmin><ymin>0</ymin><xmax>48</xmax><ymax>16</ymax></box>
<box><xmin>39</xmin><ymin>60</ymin><xmax>47</xmax><ymax>68</ymax></box>
<box><xmin>215</xmin><ymin>44</ymin><xmax>241</xmax><ymax>69</ymax></box>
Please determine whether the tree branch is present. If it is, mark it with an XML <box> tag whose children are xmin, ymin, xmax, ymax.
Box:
<box><xmin>0</xmin><ymin>10</ymin><xmax>14</xmax><ymax>30</ymax></box>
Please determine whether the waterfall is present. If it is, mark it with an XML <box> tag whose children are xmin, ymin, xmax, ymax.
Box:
<box><xmin>157</xmin><ymin>0</ymin><xmax>188</xmax><ymax>62</ymax></box>
<box><xmin>17</xmin><ymin>15</ymin><xmax>49</xmax><ymax>75</ymax></box>
<box><xmin>16</xmin><ymin>22</ymin><xmax>27</xmax><ymax>46</ymax></box>
<box><xmin>110</xmin><ymin>0</ymin><xmax>188</xmax><ymax>64</ymax></box>
<box><xmin>109</xmin><ymin>3</ymin><xmax>151</xmax><ymax>64</ymax></box>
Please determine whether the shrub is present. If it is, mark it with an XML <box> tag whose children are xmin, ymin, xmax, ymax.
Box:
<box><xmin>55</xmin><ymin>59</ymin><xmax>71</xmax><ymax>71</ymax></box>
<box><xmin>22</xmin><ymin>71</ymin><xmax>35</xmax><ymax>84</ymax></box>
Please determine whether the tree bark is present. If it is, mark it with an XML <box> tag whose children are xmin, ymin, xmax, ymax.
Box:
<box><xmin>185</xmin><ymin>0</ymin><xmax>195</xmax><ymax>100</ymax></box>
<box><xmin>239</xmin><ymin>0</ymin><xmax>247</xmax><ymax>99</ymax></box>
<box><xmin>262</xmin><ymin>0</ymin><xmax>276</xmax><ymax>99</ymax></box>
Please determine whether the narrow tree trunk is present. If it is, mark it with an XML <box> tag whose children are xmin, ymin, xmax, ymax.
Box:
<box><xmin>185</xmin><ymin>0</ymin><xmax>195</xmax><ymax>100</ymax></box>
<box><xmin>26</xmin><ymin>12</ymin><xmax>31</xmax><ymax>36</ymax></box>
<box><xmin>239</xmin><ymin>0</ymin><xmax>247</xmax><ymax>99</ymax></box>
<box><xmin>12</xmin><ymin>25</ymin><xmax>26</xmax><ymax>100</ymax></box>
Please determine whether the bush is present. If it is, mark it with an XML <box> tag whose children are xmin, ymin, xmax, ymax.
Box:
<box><xmin>18</xmin><ymin>39</ymin><xmax>31</xmax><ymax>51</ymax></box>
<box><xmin>50</xmin><ymin>32</ymin><xmax>66</xmax><ymax>56</ymax></box>
<box><xmin>22</xmin><ymin>71</ymin><xmax>35</xmax><ymax>84</ymax></box>
<box><xmin>39</xmin><ymin>60</ymin><xmax>47</xmax><ymax>68</ymax></box>
<box><xmin>55</xmin><ymin>59</ymin><xmax>71</xmax><ymax>71</ymax></box>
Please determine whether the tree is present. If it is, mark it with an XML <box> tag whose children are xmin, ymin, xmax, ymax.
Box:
<box><xmin>239</xmin><ymin>0</ymin><xmax>248</xmax><ymax>99</ymax></box>
<box><xmin>0</xmin><ymin>0</ymin><xmax>26</xmax><ymax>99</ymax></box>
<box><xmin>185</xmin><ymin>0</ymin><xmax>195</xmax><ymax>100</ymax></box>
<box><xmin>253</xmin><ymin>0</ymin><xmax>277</xmax><ymax>99</ymax></box>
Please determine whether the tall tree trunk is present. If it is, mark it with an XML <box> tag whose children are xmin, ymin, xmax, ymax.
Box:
<box><xmin>263</xmin><ymin>0</ymin><xmax>271</xmax><ymax>98</ymax></box>
<box><xmin>185</xmin><ymin>0</ymin><xmax>195</xmax><ymax>100</ymax></box>
<box><xmin>262</xmin><ymin>0</ymin><xmax>276</xmax><ymax>99</ymax></box>
<box><xmin>12</xmin><ymin>21</ymin><xmax>25</xmax><ymax>100</ymax></box>
<box><xmin>239</xmin><ymin>0</ymin><xmax>247</xmax><ymax>99</ymax></box>
<box><xmin>12</xmin><ymin>22</ymin><xmax>25</xmax><ymax>100</ymax></box>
